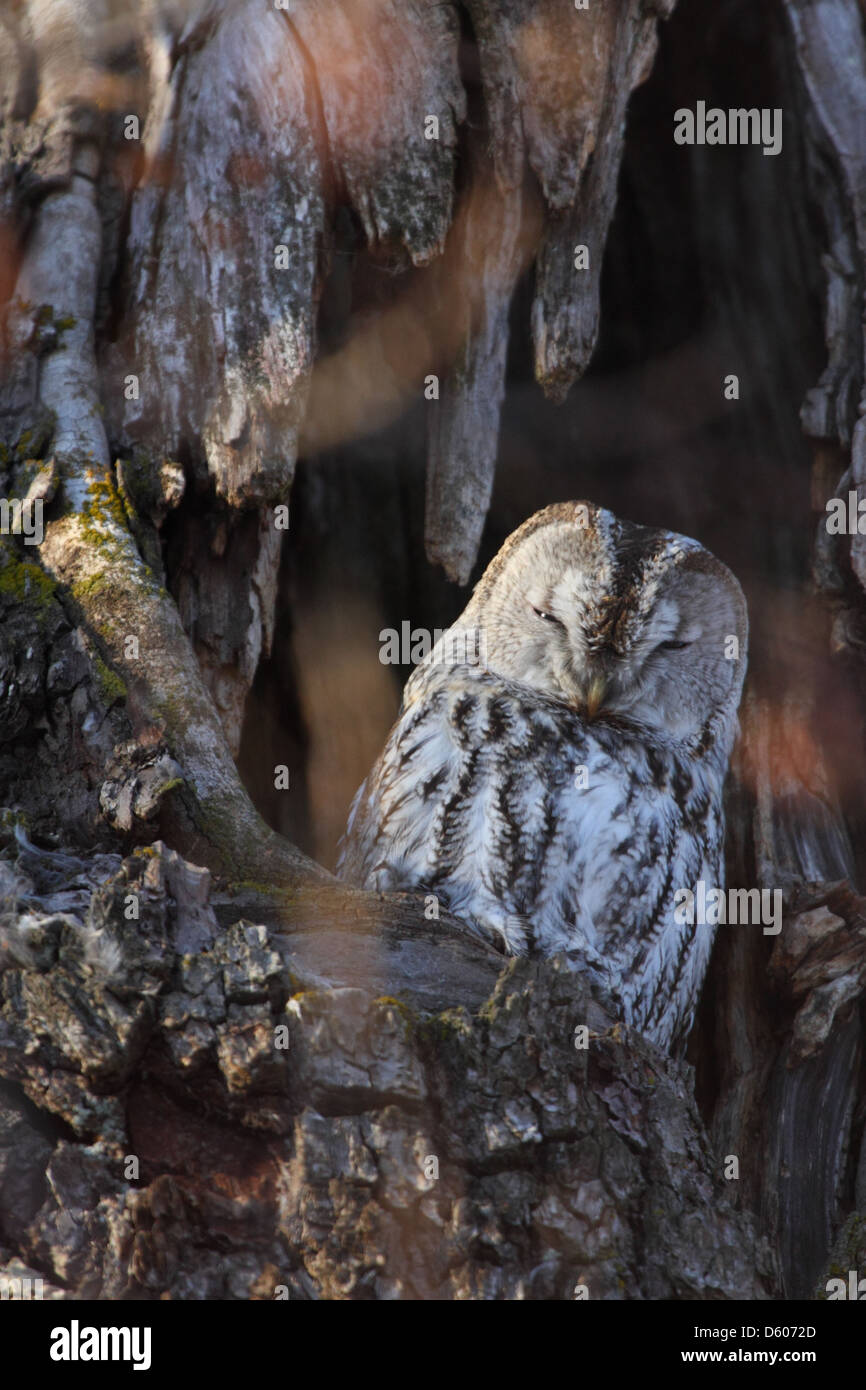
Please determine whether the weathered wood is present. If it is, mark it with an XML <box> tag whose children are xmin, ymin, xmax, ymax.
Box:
<box><xmin>4</xmin><ymin>145</ymin><xmax>320</xmax><ymax>882</ymax></box>
<box><xmin>169</xmin><ymin>507</ymin><xmax>283</xmax><ymax>756</ymax></box>
<box><xmin>0</xmin><ymin>834</ymin><xmax>771</xmax><ymax>1300</ymax></box>
<box><xmin>117</xmin><ymin>0</ymin><xmax>325</xmax><ymax>506</ymax></box>
<box><xmin>784</xmin><ymin>0</ymin><xmax>866</xmax><ymax>590</ymax></box>
<box><xmin>464</xmin><ymin>0</ymin><xmax>673</xmax><ymax>404</ymax></box>
<box><xmin>424</xmin><ymin>166</ymin><xmax>533</xmax><ymax>583</ymax></box>
<box><xmin>7</xmin><ymin>0</ymin><xmax>866</xmax><ymax>1304</ymax></box>
<box><xmin>285</xmin><ymin>0</ymin><xmax>464</xmax><ymax>265</ymax></box>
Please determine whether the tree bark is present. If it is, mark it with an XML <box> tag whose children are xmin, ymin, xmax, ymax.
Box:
<box><xmin>2</xmin><ymin>0</ymin><xmax>866</xmax><ymax>1301</ymax></box>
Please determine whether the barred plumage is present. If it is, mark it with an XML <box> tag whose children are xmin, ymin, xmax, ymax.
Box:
<box><xmin>338</xmin><ymin>502</ymin><xmax>748</xmax><ymax>1052</ymax></box>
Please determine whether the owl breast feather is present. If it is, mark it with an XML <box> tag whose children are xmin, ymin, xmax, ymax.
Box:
<box><xmin>337</xmin><ymin>661</ymin><xmax>728</xmax><ymax>1050</ymax></box>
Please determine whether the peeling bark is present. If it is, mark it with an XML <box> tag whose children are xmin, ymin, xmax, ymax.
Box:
<box><xmin>117</xmin><ymin>0</ymin><xmax>325</xmax><ymax>506</ymax></box>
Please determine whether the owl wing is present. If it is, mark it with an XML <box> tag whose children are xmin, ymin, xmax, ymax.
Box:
<box><xmin>337</xmin><ymin>663</ymin><xmax>700</xmax><ymax>961</ymax></box>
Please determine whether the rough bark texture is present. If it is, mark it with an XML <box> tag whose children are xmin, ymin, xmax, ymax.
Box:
<box><xmin>0</xmin><ymin>835</ymin><xmax>772</xmax><ymax>1300</ymax></box>
<box><xmin>2</xmin><ymin>0</ymin><xmax>866</xmax><ymax>1301</ymax></box>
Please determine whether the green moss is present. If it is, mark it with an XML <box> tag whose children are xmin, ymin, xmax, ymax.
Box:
<box><xmin>0</xmin><ymin>552</ymin><xmax>58</xmax><ymax>614</ymax></box>
<box><xmin>374</xmin><ymin>995</ymin><xmax>416</xmax><ymax>1039</ymax></box>
<box><xmin>72</xmin><ymin>471</ymin><xmax>133</xmax><ymax>569</ymax></box>
<box><xmin>70</xmin><ymin>572</ymin><xmax>112</xmax><ymax>604</ymax></box>
<box><xmin>478</xmin><ymin>997</ymin><xmax>500</xmax><ymax>1026</ymax></box>
<box><xmin>4</xmin><ymin>409</ymin><xmax>56</xmax><ymax>468</ymax></box>
<box><xmin>418</xmin><ymin>1008</ymin><xmax>470</xmax><ymax>1047</ymax></box>
<box><xmin>375</xmin><ymin>995</ymin><xmax>414</xmax><ymax>1017</ymax></box>
<box><xmin>228</xmin><ymin>878</ymin><xmax>280</xmax><ymax>896</ymax></box>
<box><xmin>33</xmin><ymin>305</ymin><xmax>75</xmax><ymax>339</ymax></box>
<box><xmin>816</xmin><ymin>1212</ymin><xmax>866</xmax><ymax>1296</ymax></box>
<box><xmin>75</xmin><ymin>524</ymin><xmax>126</xmax><ymax>566</ymax></box>
<box><xmin>83</xmin><ymin>472</ymin><xmax>129</xmax><ymax>534</ymax></box>
<box><xmin>120</xmin><ymin>452</ymin><xmax>161</xmax><ymax>510</ymax></box>
<box><xmin>153</xmin><ymin>687</ymin><xmax>191</xmax><ymax>742</ymax></box>
<box><xmin>70</xmin><ymin>471</ymin><xmax>162</xmax><ymax>606</ymax></box>
<box><xmin>0</xmin><ymin>807</ymin><xmax>30</xmax><ymax>832</ymax></box>
<box><xmin>91</xmin><ymin>652</ymin><xmax>126</xmax><ymax>706</ymax></box>
<box><xmin>12</xmin><ymin>457</ymin><xmax>57</xmax><ymax>500</ymax></box>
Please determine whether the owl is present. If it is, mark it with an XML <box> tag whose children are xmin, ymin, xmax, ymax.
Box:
<box><xmin>337</xmin><ymin>502</ymin><xmax>748</xmax><ymax>1052</ymax></box>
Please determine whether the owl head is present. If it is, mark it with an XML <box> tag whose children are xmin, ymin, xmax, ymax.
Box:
<box><xmin>459</xmin><ymin>501</ymin><xmax>748</xmax><ymax>746</ymax></box>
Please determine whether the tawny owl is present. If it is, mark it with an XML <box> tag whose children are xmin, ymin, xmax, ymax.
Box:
<box><xmin>337</xmin><ymin>502</ymin><xmax>748</xmax><ymax>1052</ymax></box>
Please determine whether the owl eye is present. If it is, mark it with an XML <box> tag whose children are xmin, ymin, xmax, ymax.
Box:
<box><xmin>657</xmin><ymin>639</ymin><xmax>692</xmax><ymax>651</ymax></box>
<box><xmin>531</xmin><ymin>604</ymin><xmax>565</xmax><ymax>628</ymax></box>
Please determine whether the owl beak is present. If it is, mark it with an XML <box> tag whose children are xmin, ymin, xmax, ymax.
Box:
<box><xmin>585</xmin><ymin>674</ymin><xmax>608</xmax><ymax>719</ymax></box>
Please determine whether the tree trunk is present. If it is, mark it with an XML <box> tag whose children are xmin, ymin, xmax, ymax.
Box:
<box><xmin>1</xmin><ymin>0</ymin><xmax>866</xmax><ymax>1301</ymax></box>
